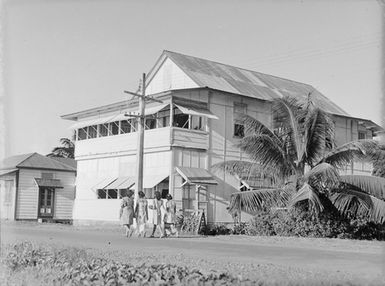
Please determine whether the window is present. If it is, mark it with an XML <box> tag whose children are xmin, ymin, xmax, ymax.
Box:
<box><xmin>233</xmin><ymin>102</ymin><xmax>247</xmax><ymax>138</ymax></box>
<box><xmin>234</xmin><ymin>123</ymin><xmax>245</xmax><ymax>138</ymax></box>
<box><xmin>145</xmin><ymin>117</ymin><xmax>156</xmax><ymax>130</ymax></box>
<box><xmin>97</xmin><ymin>189</ymin><xmax>119</xmax><ymax>199</ymax></box>
<box><xmin>97</xmin><ymin>189</ymin><xmax>107</xmax><ymax>199</ymax></box>
<box><xmin>191</xmin><ymin>116</ymin><xmax>204</xmax><ymax>131</ymax></box>
<box><xmin>99</xmin><ymin>124</ymin><xmax>109</xmax><ymax>137</ymax></box>
<box><xmin>157</xmin><ymin>110</ymin><xmax>170</xmax><ymax>128</ymax></box>
<box><xmin>358</xmin><ymin>131</ymin><xmax>366</xmax><ymax>140</ymax></box>
<box><xmin>88</xmin><ymin>125</ymin><xmax>97</xmax><ymax>139</ymax></box>
<box><xmin>174</xmin><ymin>113</ymin><xmax>189</xmax><ymax>128</ymax></box>
<box><xmin>121</xmin><ymin>120</ymin><xmax>131</xmax><ymax>133</ymax></box>
<box><xmin>119</xmin><ymin>189</ymin><xmax>129</xmax><ymax>198</ymax></box>
<box><xmin>110</xmin><ymin>121</ymin><xmax>120</xmax><ymax>135</ymax></box>
<box><xmin>78</xmin><ymin>128</ymin><xmax>87</xmax><ymax>140</ymax></box>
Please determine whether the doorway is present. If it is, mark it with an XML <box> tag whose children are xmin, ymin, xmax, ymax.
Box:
<box><xmin>38</xmin><ymin>187</ymin><xmax>54</xmax><ymax>218</ymax></box>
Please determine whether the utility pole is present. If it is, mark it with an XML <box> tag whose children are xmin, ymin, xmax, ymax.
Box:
<box><xmin>135</xmin><ymin>73</ymin><xmax>146</xmax><ymax>203</ymax></box>
<box><xmin>124</xmin><ymin>73</ymin><xmax>162</xmax><ymax>203</ymax></box>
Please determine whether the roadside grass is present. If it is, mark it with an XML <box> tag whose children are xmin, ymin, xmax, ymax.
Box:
<box><xmin>1</xmin><ymin>241</ymin><xmax>383</xmax><ymax>286</ymax></box>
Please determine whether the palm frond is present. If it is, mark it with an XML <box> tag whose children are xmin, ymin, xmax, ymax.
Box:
<box><xmin>330</xmin><ymin>189</ymin><xmax>372</xmax><ymax>215</ymax></box>
<box><xmin>59</xmin><ymin>138</ymin><xmax>75</xmax><ymax>149</ymax></box>
<box><xmin>302</xmin><ymin>107</ymin><xmax>334</xmax><ymax>165</ymax></box>
<box><xmin>229</xmin><ymin>188</ymin><xmax>291</xmax><ymax>214</ymax></box>
<box><xmin>369</xmin><ymin>196</ymin><xmax>385</xmax><ymax>224</ymax></box>
<box><xmin>321</xmin><ymin>140</ymin><xmax>379</xmax><ymax>168</ymax></box>
<box><xmin>339</xmin><ymin>175</ymin><xmax>385</xmax><ymax>199</ymax></box>
<box><xmin>305</xmin><ymin>162</ymin><xmax>340</xmax><ymax>189</ymax></box>
<box><xmin>289</xmin><ymin>183</ymin><xmax>324</xmax><ymax>214</ymax></box>
<box><xmin>241</xmin><ymin>115</ymin><xmax>281</xmax><ymax>144</ymax></box>
<box><xmin>272</xmin><ymin>97</ymin><xmax>303</xmax><ymax>164</ymax></box>
<box><xmin>330</xmin><ymin>188</ymin><xmax>385</xmax><ymax>223</ymax></box>
<box><xmin>238</xmin><ymin>134</ymin><xmax>295</xmax><ymax>178</ymax></box>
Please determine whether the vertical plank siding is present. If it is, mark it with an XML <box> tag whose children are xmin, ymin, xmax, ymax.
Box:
<box><xmin>0</xmin><ymin>174</ymin><xmax>17</xmax><ymax>220</ymax></box>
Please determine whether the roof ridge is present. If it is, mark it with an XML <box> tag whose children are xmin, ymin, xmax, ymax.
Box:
<box><xmin>163</xmin><ymin>50</ymin><xmax>315</xmax><ymax>89</ymax></box>
<box><xmin>14</xmin><ymin>153</ymin><xmax>36</xmax><ymax>168</ymax></box>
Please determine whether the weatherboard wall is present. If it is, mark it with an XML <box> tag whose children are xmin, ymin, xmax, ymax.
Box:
<box><xmin>15</xmin><ymin>169</ymin><xmax>75</xmax><ymax>220</ymax></box>
<box><xmin>73</xmin><ymin>151</ymin><xmax>171</xmax><ymax>223</ymax></box>
<box><xmin>146</xmin><ymin>57</ymin><xmax>199</xmax><ymax>95</ymax></box>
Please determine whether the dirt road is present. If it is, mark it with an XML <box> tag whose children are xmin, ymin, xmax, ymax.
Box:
<box><xmin>1</xmin><ymin>222</ymin><xmax>384</xmax><ymax>285</ymax></box>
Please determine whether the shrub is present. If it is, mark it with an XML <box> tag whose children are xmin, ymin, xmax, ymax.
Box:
<box><xmin>245</xmin><ymin>208</ymin><xmax>385</xmax><ymax>240</ymax></box>
<box><xmin>206</xmin><ymin>224</ymin><xmax>232</xmax><ymax>235</ymax></box>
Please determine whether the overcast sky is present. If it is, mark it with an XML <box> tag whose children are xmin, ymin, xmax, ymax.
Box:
<box><xmin>2</xmin><ymin>0</ymin><xmax>384</xmax><ymax>157</ymax></box>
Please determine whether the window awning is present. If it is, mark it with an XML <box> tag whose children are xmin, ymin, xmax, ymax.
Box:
<box><xmin>35</xmin><ymin>178</ymin><xmax>63</xmax><ymax>188</ymax></box>
<box><xmin>92</xmin><ymin>177</ymin><xmax>117</xmax><ymax>190</ymax></box>
<box><xmin>0</xmin><ymin>169</ymin><xmax>17</xmax><ymax>177</ymax></box>
<box><xmin>104</xmin><ymin>177</ymin><xmax>135</xmax><ymax>189</ymax></box>
<box><xmin>143</xmin><ymin>173</ymin><xmax>169</xmax><ymax>189</ymax></box>
<box><xmin>173</xmin><ymin>98</ymin><xmax>218</xmax><ymax>120</ymax></box>
<box><xmin>103</xmin><ymin>103</ymin><xmax>171</xmax><ymax>122</ymax></box>
<box><xmin>69</xmin><ymin>115</ymin><xmax>117</xmax><ymax>130</ymax></box>
<box><xmin>176</xmin><ymin>167</ymin><xmax>218</xmax><ymax>185</ymax></box>
<box><xmin>144</xmin><ymin>103</ymin><xmax>170</xmax><ymax>116</ymax></box>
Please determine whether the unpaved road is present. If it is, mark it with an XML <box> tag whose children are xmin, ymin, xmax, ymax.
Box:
<box><xmin>1</xmin><ymin>222</ymin><xmax>385</xmax><ymax>285</ymax></box>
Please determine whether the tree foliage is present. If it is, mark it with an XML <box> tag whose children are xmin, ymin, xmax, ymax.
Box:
<box><xmin>47</xmin><ymin>138</ymin><xmax>75</xmax><ymax>159</ymax></box>
<box><xmin>215</xmin><ymin>96</ymin><xmax>385</xmax><ymax>223</ymax></box>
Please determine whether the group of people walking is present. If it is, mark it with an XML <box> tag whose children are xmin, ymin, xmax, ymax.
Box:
<box><xmin>119</xmin><ymin>189</ymin><xmax>179</xmax><ymax>238</ymax></box>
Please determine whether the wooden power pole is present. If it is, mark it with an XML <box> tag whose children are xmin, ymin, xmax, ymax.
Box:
<box><xmin>124</xmin><ymin>73</ymin><xmax>162</xmax><ymax>203</ymax></box>
<box><xmin>135</xmin><ymin>73</ymin><xmax>146</xmax><ymax>202</ymax></box>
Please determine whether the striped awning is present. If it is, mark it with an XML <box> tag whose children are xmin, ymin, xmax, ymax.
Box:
<box><xmin>35</xmin><ymin>178</ymin><xmax>63</xmax><ymax>188</ymax></box>
<box><xmin>104</xmin><ymin>177</ymin><xmax>135</xmax><ymax>189</ymax></box>
<box><xmin>143</xmin><ymin>173</ymin><xmax>168</xmax><ymax>189</ymax></box>
<box><xmin>92</xmin><ymin>177</ymin><xmax>117</xmax><ymax>190</ymax></box>
<box><xmin>176</xmin><ymin>167</ymin><xmax>218</xmax><ymax>185</ymax></box>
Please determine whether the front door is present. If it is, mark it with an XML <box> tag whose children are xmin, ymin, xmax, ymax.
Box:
<box><xmin>38</xmin><ymin>187</ymin><xmax>54</xmax><ymax>218</ymax></box>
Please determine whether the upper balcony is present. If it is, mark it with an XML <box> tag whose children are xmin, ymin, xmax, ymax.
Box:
<box><xmin>71</xmin><ymin>96</ymin><xmax>217</xmax><ymax>159</ymax></box>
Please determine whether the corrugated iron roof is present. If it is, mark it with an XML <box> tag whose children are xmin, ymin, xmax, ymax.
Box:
<box><xmin>163</xmin><ymin>51</ymin><xmax>350</xmax><ymax>117</ymax></box>
<box><xmin>50</xmin><ymin>157</ymin><xmax>77</xmax><ymax>169</ymax></box>
<box><xmin>1</xmin><ymin>153</ymin><xmax>76</xmax><ymax>172</ymax></box>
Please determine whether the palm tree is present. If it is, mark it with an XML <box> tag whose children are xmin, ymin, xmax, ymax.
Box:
<box><xmin>47</xmin><ymin>138</ymin><xmax>75</xmax><ymax>159</ymax></box>
<box><xmin>216</xmin><ymin>96</ymin><xmax>385</xmax><ymax>223</ymax></box>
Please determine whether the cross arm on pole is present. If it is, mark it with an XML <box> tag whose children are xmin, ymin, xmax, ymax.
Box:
<box><xmin>124</xmin><ymin>90</ymin><xmax>163</xmax><ymax>104</ymax></box>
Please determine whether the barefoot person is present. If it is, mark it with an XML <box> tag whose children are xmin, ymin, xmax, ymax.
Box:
<box><xmin>164</xmin><ymin>194</ymin><xmax>179</xmax><ymax>237</ymax></box>
<box><xmin>149</xmin><ymin>191</ymin><xmax>164</xmax><ymax>238</ymax></box>
<box><xmin>120</xmin><ymin>189</ymin><xmax>135</xmax><ymax>237</ymax></box>
<box><xmin>135</xmin><ymin>191</ymin><xmax>148</xmax><ymax>237</ymax></box>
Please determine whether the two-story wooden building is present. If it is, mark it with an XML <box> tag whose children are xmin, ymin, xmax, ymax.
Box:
<box><xmin>62</xmin><ymin>50</ymin><xmax>381</xmax><ymax>225</ymax></box>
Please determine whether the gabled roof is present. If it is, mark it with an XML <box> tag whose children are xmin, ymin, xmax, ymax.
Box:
<box><xmin>0</xmin><ymin>153</ymin><xmax>76</xmax><ymax>172</ymax></box>
<box><xmin>156</xmin><ymin>50</ymin><xmax>350</xmax><ymax>117</ymax></box>
<box><xmin>50</xmin><ymin>157</ymin><xmax>77</xmax><ymax>169</ymax></box>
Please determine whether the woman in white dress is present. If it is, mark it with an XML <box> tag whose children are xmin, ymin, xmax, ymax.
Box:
<box><xmin>148</xmin><ymin>191</ymin><xmax>164</xmax><ymax>238</ymax></box>
<box><xmin>135</xmin><ymin>191</ymin><xmax>148</xmax><ymax>237</ymax></box>
<box><xmin>119</xmin><ymin>189</ymin><xmax>135</xmax><ymax>237</ymax></box>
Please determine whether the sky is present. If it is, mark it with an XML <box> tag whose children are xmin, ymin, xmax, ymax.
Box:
<box><xmin>1</xmin><ymin>0</ymin><xmax>384</xmax><ymax>158</ymax></box>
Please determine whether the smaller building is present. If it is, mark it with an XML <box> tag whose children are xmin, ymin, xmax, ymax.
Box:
<box><xmin>0</xmin><ymin>153</ymin><xmax>76</xmax><ymax>222</ymax></box>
